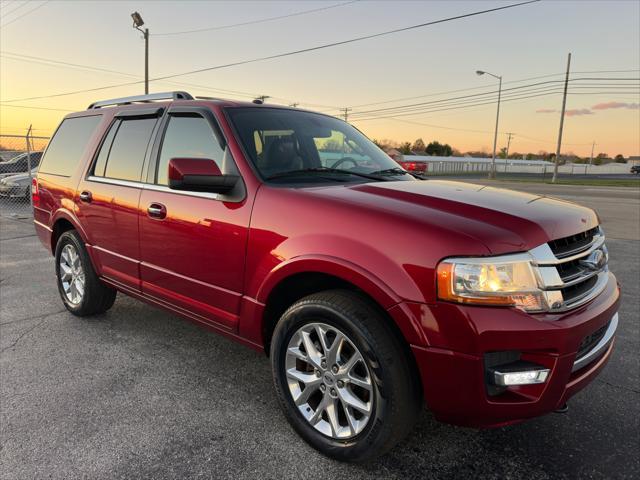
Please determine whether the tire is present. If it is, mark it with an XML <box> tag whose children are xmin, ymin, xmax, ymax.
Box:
<box><xmin>55</xmin><ymin>230</ymin><xmax>116</xmax><ymax>316</ymax></box>
<box><xmin>270</xmin><ymin>289</ymin><xmax>421</xmax><ymax>462</ymax></box>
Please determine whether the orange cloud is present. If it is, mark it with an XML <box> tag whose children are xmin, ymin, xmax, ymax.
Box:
<box><xmin>536</xmin><ymin>108</ymin><xmax>556</xmax><ymax>113</ymax></box>
<box><xmin>564</xmin><ymin>109</ymin><xmax>593</xmax><ymax>117</ymax></box>
<box><xmin>591</xmin><ymin>101</ymin><xmax>639</xmax><ymax>110</ymax></box>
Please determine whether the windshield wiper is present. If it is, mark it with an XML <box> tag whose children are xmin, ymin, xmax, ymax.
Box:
<box><xmin>369</xmin><ymin>167</ymin><xmax>423</xmax><ymax>179</ymax></box>
<box><xmin>265</xmin><ymin>167</ymin><xmax>387</xmax><ymax>182</ymax></box>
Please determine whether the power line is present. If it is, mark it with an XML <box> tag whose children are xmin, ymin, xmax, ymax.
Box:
<box><xmin>348</xmin><ymin>80</ymin><xmax>639</xmax><ymax>119</ymax></box>
<box><xmin>347</xmin><ymin>69</ymin><xmax>640</xmax><ymax>109</ymax></box>
<box><xmin>0</xmin><ymin>50</ymin><xmax>343</xmax><ymax>109</ymax></box>
<box><xmin>0</xmin><ymin>0</ymin><xmax>29</xmax><ymax>19</ymax></box>
<box><xmin>0</xmin><ymin>104</ymin><xmax>75</xmax><ymax>112</ymax></box>
<box><xmin>1</xmin><ymin>0</ymin><xmax>541</xmax><ymax>103</ymax></box>
<box><xmin>349</xmin><ymin>88</ymin><xmax>638</xmax><ymax>122</ymax></box>
<box><xmin>0</xmin><ymin>0</ymin><xmax>49</xmax><ymax>28</ymax></box>
<box><xmin>153</xmin><ymin>1</ymin><xmax>360</xmax><ymax>36</ymax></box>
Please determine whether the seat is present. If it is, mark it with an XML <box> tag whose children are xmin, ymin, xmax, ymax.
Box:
<box><xmin>265</xmin><ymin>137</ymin><xmax>304</xmax><ymax>175</ymax></box>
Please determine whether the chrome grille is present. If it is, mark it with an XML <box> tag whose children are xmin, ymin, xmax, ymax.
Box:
<box><xmin>548</xmin><ymin>226</ymin><xmax>601</xmax><ymax>259</ymax></box>
<box><xmin>529</xmin><ymin>226</ymin><xmax>609</xmax><ymax>312</ymax></box>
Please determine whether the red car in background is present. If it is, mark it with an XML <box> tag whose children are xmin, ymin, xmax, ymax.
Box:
<box><xmin>386</xmin><ymin>151</ymin><xmax>428</xmax><ymax>175</ymax></box>
<box><xmin>33</xmin><ymin>92</ymin><xmax>619</xmax><ymax>461</ymax></box>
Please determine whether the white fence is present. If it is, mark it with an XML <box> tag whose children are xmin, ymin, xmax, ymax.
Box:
<box><xmin>403</xmin><ymin>155</ymin><xmax>635</xmax><ymax>176</ymax></box>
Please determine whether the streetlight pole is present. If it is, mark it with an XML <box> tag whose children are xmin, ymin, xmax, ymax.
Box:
<box><xmin>131</xmin><ymin>12</ymin><xmax>149</xmax><ymax>94</ymax></box>
<box><xmin>476</xmin><ymin>70</ymin><xmax>502</xmax><ymax>179</ymax></box>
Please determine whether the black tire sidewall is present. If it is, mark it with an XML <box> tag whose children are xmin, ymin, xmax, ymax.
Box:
<box><xmin>271</xmin><ymin>299</ymin><xmax>399</xmax><ymax>461</ymax></box>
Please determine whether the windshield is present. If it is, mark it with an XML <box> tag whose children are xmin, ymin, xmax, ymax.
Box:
<box><xmin>226</xmin><ymin>107</ymin><xmax>414</xmax><ymax>183</ymax></box>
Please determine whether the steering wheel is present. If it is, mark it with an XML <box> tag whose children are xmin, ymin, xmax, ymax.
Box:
<box><xmin>331</xmin><ymin>157</ymin><xmax>358</xmax><ymax>169</ymax></box>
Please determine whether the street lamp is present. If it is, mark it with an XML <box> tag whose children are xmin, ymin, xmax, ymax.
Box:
<box><xmin>131</xmin><ymin>11</ymin><xmax>149</xmax><ymax>94</ymax></box>
<box><xmin>476</xmin><ymin>70</ymin><xmax>502</xmax><ymax>179</ymax></box>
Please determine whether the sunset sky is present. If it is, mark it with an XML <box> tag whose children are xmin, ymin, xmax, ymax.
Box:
<box><xmin>1</xmin><ymin>0</ymin><xmax>639</xmax><ymax>157</ymax></box>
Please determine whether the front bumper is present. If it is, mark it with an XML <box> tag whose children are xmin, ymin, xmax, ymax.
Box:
<box><xmin>402</xmin><ymin>272</ymin><xmax>620</xmax><ymax>428</ymax></box>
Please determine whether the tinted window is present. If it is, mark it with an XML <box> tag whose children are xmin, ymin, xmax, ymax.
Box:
<box><xmin>92</xmin><ymin>120</ymin><xmax>119</xmax><ymax>177</ymax></box>
<box><xmin>38</xmin><ymin>116</ymin><xmax>102</xmax><ymax>176</ymax></box>
<box><xmin>103</xmin><ymin>118</ymin><xmax>156</xmax><ymax>182</ymax></box>
<box><xmin>156</xmin><ymin>115</ymin><xmax>227</xmax><ymax>185</ymax></box>
<box><xmin>227</xmin><ymin>108</ymin><xmax>409</xmax><ymax>183</ymax></box>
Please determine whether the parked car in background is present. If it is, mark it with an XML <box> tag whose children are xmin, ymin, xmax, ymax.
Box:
<box><xmin>395</xmin><ymin>158</ymin><xmax>427</xmax><ymax>175</ymax></box>
<box><xmin>33</xmin><ymin>92</ymin><xmax>620</xmax><ymax>462</ymax></box>
<box><xmin>385</xmin><ymin>150</ymin><xmax>428</xmax><ymax>176</ymax></box>
<box><xmin>0</xmin><ymin>168</ymin><xmax>37</xmax><ymax>200</ymax></box>
<box><xmin>0</xmin><ymin>151</ymin><xmax>43</xmax><ymax>175</ymax></box>
<box><xmin>631</xmin><ymin>165</ymin><xmax>640</xmax><ymax>174</ymax></box>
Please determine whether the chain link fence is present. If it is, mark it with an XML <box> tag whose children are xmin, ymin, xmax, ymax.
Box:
<box><xmin>0</xmin><ymin>132</ymin><xmax>50</xmax><ymax>219</ymax></box>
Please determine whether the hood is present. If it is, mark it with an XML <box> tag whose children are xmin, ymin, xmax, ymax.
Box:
<box><xmin>305</xmin><ymin>180</ymin><xmax>598</xmax><ymax>254</ymax></box>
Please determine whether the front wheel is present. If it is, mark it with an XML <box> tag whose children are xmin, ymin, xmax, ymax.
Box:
<box><xmin>271</xmin><ymin>290</ymin><xmax>421</xmax><ymax>462</ymax></box>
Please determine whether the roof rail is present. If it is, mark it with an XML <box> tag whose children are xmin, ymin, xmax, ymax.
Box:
<box><xmin>87</xmin><ymin>91</ymin><xmax>193</xmax><ymax>109</ymax></box>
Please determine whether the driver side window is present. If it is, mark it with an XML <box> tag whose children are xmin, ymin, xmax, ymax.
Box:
<box><xmin>156</xmin><ymin>115</ymin><xmax>234</xmax><ymax>186</ymax></box>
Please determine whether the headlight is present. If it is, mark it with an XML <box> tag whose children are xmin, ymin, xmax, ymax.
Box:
<box><xmin>437</xmin><ymin>254</ymin><xmax>545</xmax><ymax>312</ymax></box>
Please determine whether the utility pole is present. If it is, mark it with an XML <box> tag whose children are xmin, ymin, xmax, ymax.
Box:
<box><xmin>504</xmin><ymin>132</ymin><xmax>514</xmax><ymax>159</ymax></box>
<box><xmin>475</xmin><ymin>70</ymin><xmax>502</xmax><ymax>179</ymax></box>
<box><xmin>552</xmin><ymin>52</ymin><xmax>572</xmax><ymax>183</ymax></box>
<box><xmin>341</xmin><ymin>107</ymin><xmax>352</xmax><ymax>122</ymax></box>
<box><xmin>589</xmin><ymin>141</ymin><xmax>596</xmax><ymax>165</ymax></box>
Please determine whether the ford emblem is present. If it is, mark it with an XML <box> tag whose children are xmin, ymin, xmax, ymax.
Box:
<box><xmin>579</xmin><ymin>249</ymin><xmax>606</xmax><ymax>271</ymax></box>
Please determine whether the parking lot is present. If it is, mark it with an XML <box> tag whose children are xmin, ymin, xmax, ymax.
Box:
<box><xmin>1</xmin><ymin>181</ymin><xmax>638</xmax><ymax>479</ymax></box>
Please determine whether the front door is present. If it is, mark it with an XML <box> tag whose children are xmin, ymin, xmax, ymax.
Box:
<box><xmin>138</xmin><ymin>108</ymin><xmax>251</xmax><ymax>330</ymax></box>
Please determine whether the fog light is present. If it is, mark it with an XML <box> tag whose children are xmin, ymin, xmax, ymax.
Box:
<box><xmin>493</xmin><ymin>368</ymin><xmax>549</xmax><ymax>386</ymax></box>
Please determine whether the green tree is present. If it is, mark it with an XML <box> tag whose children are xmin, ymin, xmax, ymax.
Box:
<box><xmin>412</xmin><ymin>138</ymin><xmax>426</xmax><ymax>152</ymax></box>
<box><xmin>426</xmin><ymin>141</ymin><xmax>453</xmax><ymax>156</ymax></box>
<box><xmin>614</xmin><ymin>154</ymin><xmax>626</xmax><ymax>163</ymax></box>
<box><xmin>399</xmin><ymin>142</ymin><xmax>412</xmax><ymax>155</ymax></box>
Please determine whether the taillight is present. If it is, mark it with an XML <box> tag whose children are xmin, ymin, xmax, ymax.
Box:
<box><xmin>31</xmin><ymin>178</ymin><xmax>40</xmax><ymax>207</ymax></box>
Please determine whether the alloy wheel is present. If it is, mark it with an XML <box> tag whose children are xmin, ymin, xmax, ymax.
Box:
<box><xmin>59</xmin><ymin>244</ymin><xmax>85</xmax><ymax>305</ymax></box>
<box><xmin>285</xmin><ymin>322</ymin><xmax>373</xmax><ymax>439</ymax></box>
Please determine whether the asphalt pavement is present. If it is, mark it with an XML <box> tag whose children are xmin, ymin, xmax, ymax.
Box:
<box><xmin>1</xmin><ymin>182</ymin><xmax>638</xmax><ymax>479</ymax></box>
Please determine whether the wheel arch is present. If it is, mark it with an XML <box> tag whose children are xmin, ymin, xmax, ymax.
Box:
<box><xmin>260</xmin><ymin>271</ymin><xmax>425</xmax><ymax>408</ymax></box>
<box><xmin>257</xmin><ymin>256</ymin><xmax>426</xmax><ymax>360</ymax></box>
<box><xmin>50</xmin><ymin>209</ymin><xmax>85</xmax><ymax>252</ymax></box>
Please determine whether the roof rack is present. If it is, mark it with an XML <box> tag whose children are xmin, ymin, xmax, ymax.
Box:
<box><xmin>87</xmin><ymin>91</ymin><xmax>193</xmax><ymax>109</ymax></box>
<box><xmin>195</xmin><ymin>96</ymin><xmax>225</xmax><ymax>101</ymax></box>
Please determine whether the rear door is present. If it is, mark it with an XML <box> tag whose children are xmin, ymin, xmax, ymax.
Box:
<box><xmin>138</xmin><ymin>106</ymin><xmax>251</xmax><ymax>330</ymax></box>
<box><xmin>76</xmin><ymin>109</ymin><xmax>161</xmax><ymax>292</ymax></box>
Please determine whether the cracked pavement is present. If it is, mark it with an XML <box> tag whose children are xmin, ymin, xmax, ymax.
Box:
<box><xmin>0</xmin><ymin>183</ymin><xmax>638</xmax><ymax>479</ymax></box>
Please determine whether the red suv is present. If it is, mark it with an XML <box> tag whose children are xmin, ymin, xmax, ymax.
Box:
<box><xmin>33</xmin><ymin>92</ymin><xmax>619</xmax><ymax>461</ymax></box>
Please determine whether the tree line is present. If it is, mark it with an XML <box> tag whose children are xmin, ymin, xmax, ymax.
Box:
<box><xmin>371</xmin><ymin>138</ymin><xmax>629</xmax><ymax>164</ymax></box>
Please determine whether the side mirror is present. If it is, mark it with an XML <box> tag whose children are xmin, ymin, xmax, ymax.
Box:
<box><xmin>168</xmin><ymin>157</ymin><xmax>239</xmax><ymax>194</ymax></box>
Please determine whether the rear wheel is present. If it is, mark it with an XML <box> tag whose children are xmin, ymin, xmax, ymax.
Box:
<box><xmin>271</xmin><ymin>290</ymin><xmax>421</xmax><ymax>462</ymax></box>
<box><xmin>55</xmin><ymin>230</ymin><xmax>116</xmax><ymax>316</ymax></box>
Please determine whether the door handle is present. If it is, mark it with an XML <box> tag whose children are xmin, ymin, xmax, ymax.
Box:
<box><xmin>147</xmin><ymin>203</ymin><xmax>167</xmax><ymax>219</ymax></box>
<box><xmin>79</xmin><ymin>191</ymin><xmax>92</xmax><ymax>203</ymax></box>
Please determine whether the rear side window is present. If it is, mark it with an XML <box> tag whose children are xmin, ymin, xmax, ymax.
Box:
<box><xmin>93</xmin><ymin>117</ymin><xmax>157</xmax><ymax>182</ymax></box>
<box><xmin>38</xmin><ymin>115</ymin><xmax>102</xmax><ymax>176</ymax></box>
